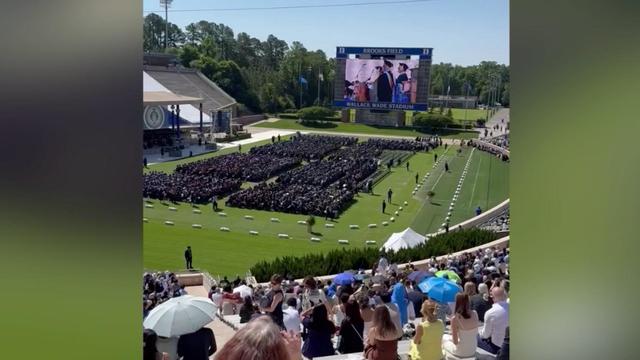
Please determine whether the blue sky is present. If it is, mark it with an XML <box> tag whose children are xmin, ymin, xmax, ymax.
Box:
<box><xmin>143</xmin><ymin>0</ymin><xmax>509</xmax><ymax>65</ymax></box>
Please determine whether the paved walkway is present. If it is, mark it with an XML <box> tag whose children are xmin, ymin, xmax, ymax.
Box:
<box><xmin>479</xmin><ymin>108</ymin><xmax>509</xmax><ymax>139</ymax></box>
<box><xmin>185</xmin><ymin>285</ymin><xmax>236</xmax><ymax>357</ymax></box>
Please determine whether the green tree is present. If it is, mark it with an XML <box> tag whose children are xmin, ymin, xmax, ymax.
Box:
<box><xmin>179</xmin><ymin>44</ymin><xmax>200</xmax><ymax>68</ymax></box>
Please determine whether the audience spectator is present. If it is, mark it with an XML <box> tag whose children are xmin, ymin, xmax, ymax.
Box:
<box><xmin>239</xmin><ymin>296</ymin><xmax>257</xmax><ymax>324</ymax></box>
<box><xmin>283</xmin><ymin>297</ymin><xmax>302</xmax><ymax>335</ymax></box>
<box><xmin>144</xmin><ymin>329</ymin><xmax>169</xmax><ymax>360</ymax></box>
<box><xmin>301</xmin><ymin>276</ymin><xmax>328</xmax><ymax>311</ymax></box>
<box><xmin>379</xmin><ymin>292</ymin><xmax>403</xmax><ymax>340</ymax></box>
<box><xmin>365</xmin><ymin>306</ymin><xmax>400</xmax><ymax>360</ymax></box>
<box><xmin>177</xmin><ymin>327</ymin><xmax>216</xmax><ymax>360</ymax></box>
<box><xmin>261</xmin><ymin>275</ymin><xmax>285</xmax><ymax>330</ymax></box>
<box><xmin>408</xmin><ymin>300</ymin><xmax>444</xmax><ymax>360</ymax></box>
<box><xmin>407</xmin><ymin>282</ymin><xmax>425</xmax><ymax>319</ymax></box>
<box><xmin>337</xmin><ymin>298</ymin><xmax>365</xmax><ymax>354</ymax></box>
<box><xmin>301</xmin><ymin>304</ymin><xmax>337</xmax><ymax>359</ymax></box>
<box><xmin>477</xmin><ymin>287</ymin><xmax>509</xmax><ymax>355</ymax></box>
<box><xmin>471</xmin><ymin>283</ymin><xmax>492</xmax><ymax>322</ymax></box>
<box><xmin>391</xmin><ymin>279</ymin><xmax>409</xmax><ymax>326</ymax></box>
<box><xmin>443</xmin><ymin>293</ymin><xmax>480</xmax><ymax>358</ymax></box>
<box><xmin>359</xmin><ymin>295</ymin><xmax>375</xmax><ymax>345</ymax></box>
<box><xmin>214</xmin><ymin>316</ymin><xmax>301</xmax><ymax>360</ymax></box>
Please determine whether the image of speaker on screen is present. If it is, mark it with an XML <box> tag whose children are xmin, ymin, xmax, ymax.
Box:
<box><xmin>344</xmin><ymin>58</ymin><xmax>418</xmax><ymax>104</ymax></box>
<box><xmin>393</xmin><ymin>63</ymin><xmax>411</xmax><ymax>103</ymax></box>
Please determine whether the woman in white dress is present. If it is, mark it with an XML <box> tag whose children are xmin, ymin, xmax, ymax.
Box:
<box><xmin>442</xmin><ymin>293</ymin><xmax>480</xmax><ymax>359</ymax></box>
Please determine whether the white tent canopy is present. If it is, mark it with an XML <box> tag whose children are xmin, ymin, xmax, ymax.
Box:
<box><xmin>381</xmin><ymin>227</ymin><xmax>427</xmax><ymax>252</ymax></box>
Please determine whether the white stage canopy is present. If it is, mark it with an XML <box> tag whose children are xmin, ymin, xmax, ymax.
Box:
<box><xmin>381</xmin><ymin>227</ymin><xmax>427</xmax><ymax>252</ymax></box>
<box><xmin>143</xmin><ymin>71</ymin><xmax>212</xmax><ymax>124</ymax></box>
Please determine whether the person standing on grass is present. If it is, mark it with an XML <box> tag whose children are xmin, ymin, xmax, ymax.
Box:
<box><xmin>387</xmin><ymin>188</ymin><xmax>393</xmax><ymax>203</ymax></box>
<box><xmin>406</xmin><ymin>161</ymin><xmax>410</xmax><ymax>171</ymax></box>
<box><xmin>184</xmin><ymin>246</ymin><xmax>193</xmax><ymax>270</ymax></box>
<box><xmin>238</xmin><ymin>144</ymin><xmax>242</xmax><ymax>152</ymax></box>
<box><xmin>445</xmin><ymin>162</ymin><xmax>449</xmax><ymax>172</ymax></box>
<box><xmin>382</xmin><ymin>200</ymin><xmax>386</xmax><ymax>214</ymax></box>
<box><xmin>415</xmin><ymin>173</ymin><xmax>419</xmax><ymax>184</ymax></box>
<box><xmin>434</xmin><ymin>153</ymin><xmax>437</xmax><ymax>162</ymax></box>
<box><xmin>212</xmin><ymin>197</ymin><xmax>218</xmax><ymax>212</ymax></box>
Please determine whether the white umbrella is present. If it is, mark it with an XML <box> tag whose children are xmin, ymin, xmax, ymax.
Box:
<box><xmin>143</xmin><ymin>295</ymin><xmax>217</xmax><ymax>337</ymax></box>
<box><xmin>233</xmin><ymin>284</ymin><xmax>253</xmax><ymax>299</ymax></box>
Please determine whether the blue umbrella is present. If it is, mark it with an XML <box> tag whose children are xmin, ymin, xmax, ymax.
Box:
<box><xmin>417</xmin><ymin>276</ymin><xmax>462</xmax><ymax>303</ymax></box>
<box><xmin>407</xmin><ymin>270</ymin><xmax>432</xmax><ymax>283</ymax></box>
<box><xmin>333</xmin><ymin>272</ymin><xmax>355</xmax><ymax>286</ymax></box>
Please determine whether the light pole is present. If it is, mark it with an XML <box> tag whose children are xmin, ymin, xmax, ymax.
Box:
<box><xmin>160</xmin><ymin>0</ymin><xmax>173</xmax><ymax>50</ymax></box>
<box><xmin>317</xmin><ymin>67</ymin><xmax>322</xmax><ymax>106</ymax></box>
<box><xmin>464</xmin><ymin>81</ymin><xmax>470</xmax><ymax>122</ymax></box>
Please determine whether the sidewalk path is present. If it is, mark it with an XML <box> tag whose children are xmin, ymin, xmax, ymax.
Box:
<box><xmin>479</xmin><ymin>108</ymin><xmax>509</xmax><ymax>139</ymax></box>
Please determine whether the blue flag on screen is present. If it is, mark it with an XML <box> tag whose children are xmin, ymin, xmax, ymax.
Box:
<box><xmin>299</xmin><ymin>76</ymin><xmax>308</xmax><ymax>86</ymax></box>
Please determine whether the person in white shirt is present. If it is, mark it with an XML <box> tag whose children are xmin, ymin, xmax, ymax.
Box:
<box><xmin>477</xmin><ymin>287</ymin><xmax>509</xmax><ymax>354</ymax></box>
<box><xmin>377</xmin><ymin>254</ymin><xmax>389</xmax><ymax>277</ymax></box>
<box><xmin>282</xmin><ymin>297</ymin><xmax>302</xmax><ymax>335</ymax></box>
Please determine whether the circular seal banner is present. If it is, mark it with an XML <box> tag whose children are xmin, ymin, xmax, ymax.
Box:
<box><xmin>143</xmin><ymin>106</ymin><xmax>166</xmax><ymax>129</ymax></box>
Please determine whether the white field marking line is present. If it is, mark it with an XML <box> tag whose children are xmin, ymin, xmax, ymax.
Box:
<box><xmin>441</xmin><ymin>147</ymin><xmax>474</xmax><ymax>228</ymax></box>
<box><xmin>467</xmin><ymin>149</ymin><xmax>482</xmax><ymax>209</ymax></box>
<box><xmin>429</xmin><ymin>147</ymin><xmax>453</xmax><ymax>191</ymax></box>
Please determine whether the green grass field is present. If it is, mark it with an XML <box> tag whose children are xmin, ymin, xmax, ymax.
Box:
<box><xmin>253</xmin><ymin>119</ymin><xmax>479</xmax><ymax>139</ymax></box>
<box><xmin>143</xmin><ymin>141</ymin><xmax>508</xmax><ymax>277</ymax></box>
<box><xmin>450</xmin><ymin>108</ymin><xmax>489</xmax><ymax>122</ymax></box>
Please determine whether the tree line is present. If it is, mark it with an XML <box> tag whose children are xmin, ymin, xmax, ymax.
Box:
<box><xmin>143</xmin><ymin>14</ymin><xmax>510</xmax><ymax>114</ymax></box>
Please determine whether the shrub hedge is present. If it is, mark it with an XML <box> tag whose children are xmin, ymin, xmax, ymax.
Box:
<box><xmin>249</xmin><ymin>228</ymin><xmax>500</xmax><ymax>282</ymax></box>
<box><xmin>413</xmin><ymin>113</ymin><xmax>454</xmax><ymax>129</ymax></box>
<box><xmin>298</xmin><ymin>106</ymin><xmax>335</xmax><ymax>119</ymax></box>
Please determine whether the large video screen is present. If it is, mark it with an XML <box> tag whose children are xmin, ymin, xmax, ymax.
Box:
<box><xmin>344</xmin><ymin>58</ymin><xmax>419</xmax><ymax>105</ymax></box>
<box><xmin>333</xmin><ymin>47</ymin><xmax>431</xmax><ymax>111</ymax></box>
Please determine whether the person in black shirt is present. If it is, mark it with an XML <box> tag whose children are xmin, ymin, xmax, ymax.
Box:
<box><xmin>376</xmin><ymin>60</ymin><xmax>394</xmax><ymax>102</ymax></box>
<box><xmin>184</xmin><ymin>246</ymin><xmax>193</xmax><ymax>269</ymax></box>
<box><xmin>177</xmin><ymin>327</ymin><xmax>216</xmax><ymax>360</ymax></box>
<box><xmin>239</xmin><ymin>295</ymin><xmax>256</xmax><ymax>324</ymax></box>
<box><xmin>387</xmin><ymin>188</ymin><xmax>393</xmax><ymax>203</ymax></box>
<box><xmin>261</xmin><ymin>274</ymin><xmax>285</xmax><ymax>329</ymax></box>
<box><xmin>434</xmin><ymin>153</ymin><xmax>438</xmax><ymax>162</ymax></box>
<box><xmin>415</xmin><ymin>173</ymin><xmax>419</xmax><ymax>184</ymax></box>
<box><xmin>382</xmin><ymin>200</ymin><xmax>386</xmax><ymax>214</ymax></box>
<box><xmin>337</xmin><ymin>299</ymin><xmax>365</xmax><ymax>354</ymax></box>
